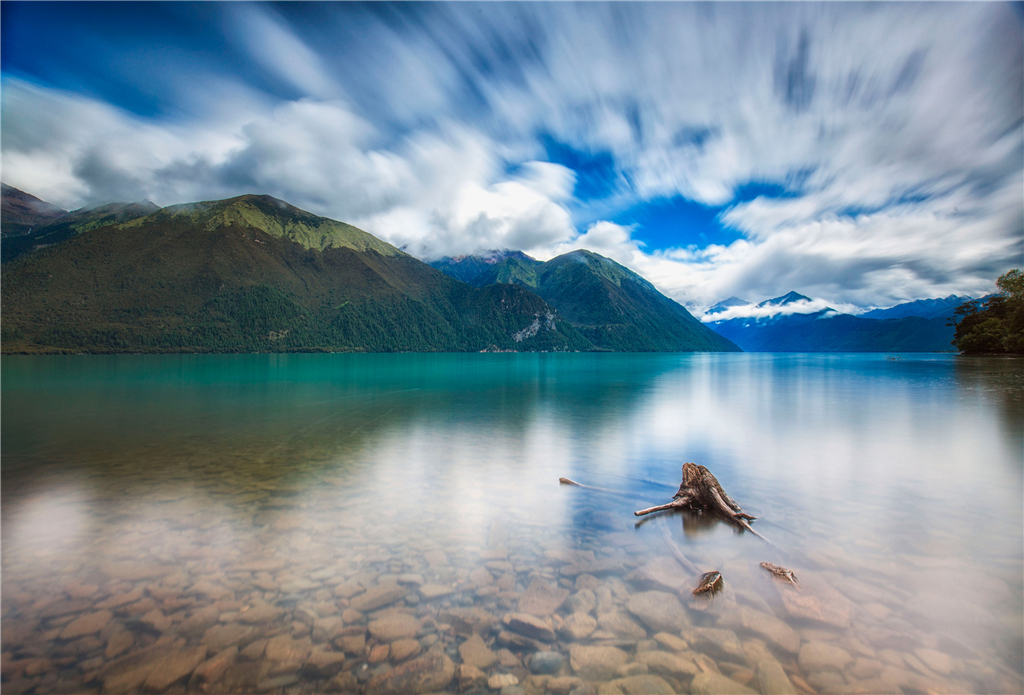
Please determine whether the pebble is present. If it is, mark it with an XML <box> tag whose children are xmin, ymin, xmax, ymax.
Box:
<box><xmin>635</xmin><ymin>650</ymin><xmax>699</xmax><ymax>679</ymax></box>
<box><xmin>626</xmin><ymin>591</ymin><xmax>689</xmax><ymax>633</ymax></box>
<box><xmin>529</xmin><ymin>650</ymin><xmax>564</xmax><ymax>674</ymax></box>
<box><xmin>350</xmin><ymin>584</ymin><xmax>406</xmax><ymax>612</ymax></box>
<box><xmin>756</xmin><ymin>659</ymin><xmax>797</xmax><ymax>695</ymax></box>
<box><xmin>518</xmin><ymin>578</ymin><xmax>570</xmax><ymax>617</ymax></box>
<box><xmin>798</xmin><ymin>641</ymin><xmax>854</xmax><ymax>673</ymax></box>
<box><xmin>682</xmin><ymin>627</ymin><xmax>745</xmax><ymax>662</ymax></box>
<box><xmin>390</xmin><ymin>638</ymin><xmax>420</xmax><ymax>661</ymax></box>
<box><xmin>368</xmin><ymin>644</ymin><xmax>390</xmax><ymax>663</ymax></box>
<box><xmin>459</xmin><ymin>633</ymin><xmax>498</xmax><ymax>669</ymax></box>
<box><xmin>143</xmin><ymin>646</ymin><xmax>208</xmax><ymax>691</ymax></box>
<box><xmin>368</xmin><ymin>614</ymin><xmax>422</xmax><ymax>641</ymax></box>
<box><xmin>503</xmin><ymin>612</ymin><xmax>555</xmax><ymax>642</ymax></box>
<box><xmin>59</xmin><ymin>610</ymin><xmax>113</xmax><ymax>639</ymax></box>
<box><xmin>459</xmin><ymin>663</ymin><xmax>487</xmax><ymax>689</ymax></box>
<box><xmin>719</xmin><ymin>607</ymin><xmax>800</xmax><ymax>654</ymax></box>
<box><xmin>559</xmin><ymin>612</ymin><xmax>597</xmax><ymax>640</ymax></box>
<box><xmin>569</xmin><ymin>645</ymin><xmax>629</xmax><ymax>681</ymax></box>
<box><xmin>689</xmin><ymin>671</ymin><xmax>758</xmax><ymax>695</ymax></box>
<box><xmin>488</xmin><ymin>672</ymin><xmax>519</xmax><ymax>689</ymax></box>
<box><xmin>606</xmin><ymin>674</ymin><xmax>675</xmax><ymax>695</ymax></box>
<box><xmin>598</xmin><ymin>610</ymin><xmax>647</xmax><ymax>640</ymax></box>
<box><xmin>364</xmin><ymin>650</ymin><xmax>454</xmax><ymax>695</ymax></box>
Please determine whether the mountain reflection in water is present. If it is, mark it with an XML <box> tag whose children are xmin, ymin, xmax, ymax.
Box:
<box><xmin>2</xmin><ymin>353</ymin><xmax>1021</xmax><ymax>694</ymax></box>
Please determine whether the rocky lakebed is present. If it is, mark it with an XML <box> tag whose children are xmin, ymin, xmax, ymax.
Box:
<box><xmin>2</xmin><ymin>481</ymin><xmax>1020</xmax><ymax>695</ymax></box>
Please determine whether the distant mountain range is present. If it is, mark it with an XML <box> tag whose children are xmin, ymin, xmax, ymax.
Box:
<box><xmin>0</xmin><ymin>185</ymin><xmax>735</xmax><ymax>354</ymax></box>
<box><xmin>431</xmin><ymin>250</ymin><xmax>738</xmax><ymax>352</ymax></box>
<box><xmin>2</xmin><ymin>183</ymin><xmax>977</xmax><ymax>355</ymax></box>
<box><xmin>704</xmin><ymin>291</ymin><xmax>961</xmax><ymax>352</ymax></box>
<box><xmin>859</xmin><ymin>295</ymin><xmax>975</xmax><ymax>320</ymax></box>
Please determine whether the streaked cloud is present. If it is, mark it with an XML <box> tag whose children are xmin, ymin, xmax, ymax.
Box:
<box><xmin>1</xmin><ymin>2</ymin><xmax>1020</xmax><ymax>308</ymax></box>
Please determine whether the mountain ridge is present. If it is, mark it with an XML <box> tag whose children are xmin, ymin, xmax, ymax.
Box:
<box><xmin>1</xmin><ymin>194</ymin><xmax>593</xmax><ymax>354</ymax></box>
<box><xmin>440</xmin><ymin>249</ymin><xmax>740</xmax><ymax>353</ymax></box>
<box><xmin>706</xmin><ymin>291</ymin><xmax>956</xmax><ymax>352</ymax></box>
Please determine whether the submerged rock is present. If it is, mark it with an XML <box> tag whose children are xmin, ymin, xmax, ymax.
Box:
<box><xmin>569</xmin><ymin>645</ymin><xmax>628</xmax><ymax>681</ymax></box>
<box><xmin>681</xmin><ymin>628</ymin><xmax>745</xmax><ymax>662</ymax></box>
<box><xmin>143</xmin><ymin>646</ymin><xmax>208</xmax><ymax>691</ymax></box>
<box><xmin>488</xmin><ymin>673</ymin><xmax>518</xmax><ymax>689</ymax></box>
<box><xmin>458</xmin><ymin>633</ymin><xmax>497</xmax><ymax>669</ymax></box>
<box><xmin>59</xmin><ymin>610</ymin><xmax>112</xmax><ymax>640</ymax></box>
<box><xmin>605</xmin><ymin>674</ymin><xmax>676</xmax><ymax>695</ymax></box>
<box><xmin>368</xmin><ymin>614</ymin><xmax>421</xmax><ymax>642</ymax></box>
<box><xmin>598</xmin><ymin>610</ymin><xmax>647</xmax><ymax>640</ymax></box>
<box><xmin>756</xmin><ymin>660</ymin><xmax>798</xmax><ymax>695</ymax></box>
<box><xmin>529</xmin><ymin>651</ymin><xmax>564</xmax><ymax>675</ymax></box>
<box><xmin>350</xmin><ymin>584</ymin><xmax>406</xmax><ymax>612</ymax></box>
<box><xmin>690</xmin><ymin>671</ymin><xmax>758</xmax><ymax>695</ymax></box>
<box><xmin>626</xmin><ymin>558</ymin><xmax>690</xmax><ymax>593</ymax></box>
<box><xmin>364</xmin><ymin>650</ymin><xmax>454</xmax><ymax>695</ymax></box>
<box><xmin>518</xmin><ymin>578</ymin><xmax>570</xmax><ymax>617</ymax></box>
<box><xmin>559</xmin><ymin>612</ymin><xmax>597</xmax><ymax>640</ymax></box>
<box><xmin>502</xmin><ymin>613</ymin><xmax>555</xmax><ymax>642</ymax></box>
<box><xmin>798</xmin><ymin>641</ymin><xmax>854</xmax><ymax>673</ymax></box>
<box><xmin>635</xmin><ymin>651</ymin><xmax>698</xmax><ymax>680</ymax></box>
<box><xmin>718</xmin><ymin>607</ymin><xmax>800</xmax><ymax>654</ymax></box>
<box><xmin>627</xmin><ymin>591</ymin><xmax>689</xmax><ymax>633</ymax></box>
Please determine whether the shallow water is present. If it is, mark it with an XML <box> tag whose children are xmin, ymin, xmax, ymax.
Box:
<box><xmin>2</xmin><ymin>353</ymin><xmax>1021</xmax><ymax>694</ymax></box>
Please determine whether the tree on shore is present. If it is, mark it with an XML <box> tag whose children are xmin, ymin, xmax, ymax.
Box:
<box><xmin>950</xmin><ymin>269</ymin><xmax>1024</xmax><ymax>354</ymax></box>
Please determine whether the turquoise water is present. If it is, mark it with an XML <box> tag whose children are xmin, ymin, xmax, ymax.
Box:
<box><xmin>2</xmin><ymin>353</ymin><xmax>1022</xmax><ymax>694</ymax></box>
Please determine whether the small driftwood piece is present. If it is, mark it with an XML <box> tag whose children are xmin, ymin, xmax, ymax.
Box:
<box><xmin>693</xmin><ymin>571</ymin><xmax>724</xmax><ymax>596</ymax></box>
<box><xmin>558</xmin><ymin>477</ymin><xmax>624</xmax><ymax>496</ymax></box>
<box><xmin>760</xmin><ymin>562</ymin><xmax>799</xmax><ymax>588</ymax></box>
<box><xmin>635</xmin><ymin>463</ymin><xmax>772</xmax><ymax>544</ymax></box>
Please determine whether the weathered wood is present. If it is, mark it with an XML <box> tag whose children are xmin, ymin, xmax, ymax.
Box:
<box><xmin>635</xmin><ymin>463</ymin><xmax>773</xmax><ymax>545</ymax></box>
<box><xmin>558</xmin><ymin>478</ymin><xmax>624</xmax><ymax>496</ymax></box>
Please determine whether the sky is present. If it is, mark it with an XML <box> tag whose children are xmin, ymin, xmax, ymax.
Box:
<box><xmin>2</xmin><ymin>1</ymin><xmax>1022</xmax><ymax>313</ymax></box>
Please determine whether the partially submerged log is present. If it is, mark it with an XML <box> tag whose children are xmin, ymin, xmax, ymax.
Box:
<box><xmin>634</xmin><ymin>463</ymin><xmax>771</xmax><ymax>544</ymax></box>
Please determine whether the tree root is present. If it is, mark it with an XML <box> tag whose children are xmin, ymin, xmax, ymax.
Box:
<box><xmin>635</xmin><ymin>463</ymin><xmax>775</xmax><ymax>545</ymax></box>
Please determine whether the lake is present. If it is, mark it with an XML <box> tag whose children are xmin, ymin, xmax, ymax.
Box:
<box><xmin>1</xmin><ymin>352</ymin><xmax>1021</xmax><ymax>695</ymax></box>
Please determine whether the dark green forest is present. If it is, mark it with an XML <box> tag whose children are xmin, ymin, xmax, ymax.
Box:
<box><xmin>950</xmin><ymin>269</ymin><xmax>1024</xmax><ymax>354</ymax></box>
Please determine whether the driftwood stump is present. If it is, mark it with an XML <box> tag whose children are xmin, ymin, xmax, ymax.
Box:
<box><xmin>634</xmin><ymin>463</ymin><xmax>768</xmax><ymax>541</ymax></box>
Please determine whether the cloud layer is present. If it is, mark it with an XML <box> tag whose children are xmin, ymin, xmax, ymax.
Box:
<box><xmin>2</xmin><ymin>2</ymin><xmax>1021</xmax><ymax>309</ymax></box>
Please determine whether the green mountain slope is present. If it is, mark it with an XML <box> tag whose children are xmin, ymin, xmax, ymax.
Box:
<box><xmin>1</xmin><ymin>195</ymin><xmax>591</xmax><ymax>354</ymax></box>
<box><xmin>472</xmin><ymin>249</ymin><xmax>739</xmax><ymax>352</ymax></box>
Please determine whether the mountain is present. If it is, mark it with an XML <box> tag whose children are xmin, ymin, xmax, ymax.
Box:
<box><xmin>2</xmin><ymin>199</ymin><xmax>160</xmax><ymax>263</ymax></box>
<box><xmin>756</xmin><ymin>291</ymin><xmax>811</xmax><ymax>308</ymax></box>
<box><xmin>860</xmin><ymin>295</ymin><xmax>975</xmax><ymax>320</ymax></box>
<box><xmin>706</xmin><ymin>296</ymin><xmax>750</xmax><ymax>315</ymax></box>
<box><xmin>707</xmin><ymin>291</ymin><xmax>955</xmax><ymax>352</ymax></box>
<box><xmin>1</xmin><ymin>183</ymin><xmax>67</xmax><ymax>237</ymax></box>
<box><xmin>467</xmin><ymin>249</ymin><xmax>740</xmax><ymax>352</ymax></box>
<box><xmin>1</xmin><ymin>194</ymin><xmax>592</xmax><ymax>354</ymax></box>
<box><xmin>427</xmin><ymin>250</ymin><xmax>535</xmax><ymax>284</ymax></box>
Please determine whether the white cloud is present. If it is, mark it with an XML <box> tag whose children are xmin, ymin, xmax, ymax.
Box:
<box><xmin>700</xmin><ymin>298</ymin><xmax>860</xmax><ymax>323</ymax></box>
<box><xmin>1</xmin><ymin>2</ymin><xmax>1020</xmax><ymax>309</ymax></box>
<box><xmin>225</xmin><ymin>4</ymin><xmax>341</xmax><ymax>101</ymax></box>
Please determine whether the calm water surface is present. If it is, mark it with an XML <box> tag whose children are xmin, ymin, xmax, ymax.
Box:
<box><xmin>2</xmin><ymin>353</ymin><xmax>1022</xmax><ymax>695</ymax></box>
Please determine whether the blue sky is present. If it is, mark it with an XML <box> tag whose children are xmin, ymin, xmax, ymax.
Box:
<box><xmin>2</xmin><ymin>2</ymin><xmax>1022</xmax><ymax>311</ymax></box>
